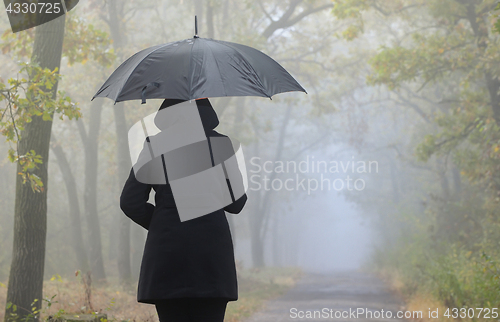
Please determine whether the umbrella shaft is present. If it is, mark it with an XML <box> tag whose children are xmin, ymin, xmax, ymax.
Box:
<box><xmin>195</xmin><ymin>16</ymin><xmax>198</xmax><ymax>37</ymax></box>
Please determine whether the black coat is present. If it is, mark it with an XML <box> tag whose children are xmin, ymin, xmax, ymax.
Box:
<box><xmin>120</xmin><ymin>99</ymin><xmax>247</xmax><ymax>304</ymax></box>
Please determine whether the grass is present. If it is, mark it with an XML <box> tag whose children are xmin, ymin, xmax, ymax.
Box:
<box><xmin>0</xmin><ymin>267</ymin><xmax>302</xmax><ymax>322</ymax></box>
<box><xmin>376</xmin><ymin>267</ymin><xmax>454</xmax><ymax>322</ymax></box>
<box><xmin>372</xmin><ymin>241</ymin><xmax>500</xmax><ymax>322</ymax></box>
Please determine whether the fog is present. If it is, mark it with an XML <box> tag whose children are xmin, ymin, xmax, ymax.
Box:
<box><xmin>2</xmin><ymin>0</ymin><xmax>500</xmax><ymax>319</ymax></box>
<box><xmin>0</xmin><ymin>0</ymin><xmax>434</xmax><ymax>281</ymax></box>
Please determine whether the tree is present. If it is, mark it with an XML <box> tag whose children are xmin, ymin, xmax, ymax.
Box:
<box><xmin>5</xmin><ymin>15</ymin><xmax>67</xmax><ymax>322</ymax></box>
<box><xmin>332</xmin><ymin>0</ymin><xmax>500</xmax><ymax>202</ymax></box>
<box><xmin>1</xmin><ymin>10</ymin><xmax>114</xmax><ymax>319</ymax></box>
<box><xmin>100</xmin><ymin>0</ymin><xmax>133</xmax><ymax>285</ymax></box>
<box><xmin>328</xmin><ymin>0</ymin><xmax>500</xmax><ymax>307</ymax></box>
<box><xmin>50</xmin><ymin>140</ymin><xmax>89</xmax><ymax>273</ymax></box>
<box><xmin>246</xmin><ymin>0</ymin><xmax>335</xmax><ymax>267</ymax></box>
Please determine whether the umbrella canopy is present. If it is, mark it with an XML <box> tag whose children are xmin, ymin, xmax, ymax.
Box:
<box><xmin>92</xmin><ymin>37</ymin><xmax>306</xmax><ymax>104</ymax></box>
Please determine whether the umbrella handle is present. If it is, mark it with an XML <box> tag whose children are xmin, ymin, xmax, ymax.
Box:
<box><xmin>141</xmin><ymin>82</ymin><xmax>160</xmax><ymax>104</ymax></box>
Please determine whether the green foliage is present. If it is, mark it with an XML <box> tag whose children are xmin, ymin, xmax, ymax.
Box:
<box><xmin>331</xmin><ymin>0</ymin><xmax>369</xmax><ymax>40</ymax></box>
<box><xmin>332</xmin><ymin>0</ymin><xmax>427</xmax><ymax>41</ymax></box>
<box><xmin>0</xmin><ymin>8</ymin><xmax>115</xmax><ymax>193</ymax></box>
<box><xmin>0</xmin><ymin>62</ymin><xmax>80</xmax><ymax>192</ymax></box>
<box><xmin>43</xmin><ymin>294</ymin><xmax>58</xmax><ymax>310</ymax></box>
<box><xmin>332</xmin><ymin>0</ymin><xmax>370</xmax><ymax>20</ymax></box>
<box><xmin>1</xmin><ymin>12</ymin><xmax>115</xmax><ymax>66</ymax></box>
<box><xmin>103</xmin><ymin>298</ymin><xmax>115</xmax><ymax>312</ymax></box>
<box><xmin>61</xmin><ymin>14</ymin><xmax>115</xmax><ymax>66</ymax></box>
<box><xmin>368</xmin><ymin>22</ymin><xmax>480</xmax><ymax>90</ymax></box>
<box><xmin>41</xmin><ymin>294</ymin><xmax>68</xmax><ymax>321</ymax></box>
<box><xmin>376</xmin><ymin>231</ymin><xmax>500</xmax><ymax>310</ymax></box>
<box><xmin>494</xmin><ymin>2</ymin><xmax>500</xmax><ymax>34</ymax></box>
<box><xmin>335</xmin><ymin>0</ymin><xmax>500</xmax><ymax>311</ymax></box>
<box><xmin>334</xmin><ymin>0</ymin><xmax>500</xmax><ymax>206</ymax></box>
<box><xmin>5</xmin><ymin>298</ymin><xmax>41</xmax><ymax>322</ymax></box>
<box><xmin>50</xmin><ymin>274</ymin><xmax>63</xmax><ymax>282</ymax></box>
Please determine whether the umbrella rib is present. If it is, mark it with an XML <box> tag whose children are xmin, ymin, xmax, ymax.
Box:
<box><xmin>160</xmin><ymin>40</ymin><xmax>188</xmax><ymax>100</ymax></box>
<box><xmin>116</xmin><ymin>42</ymin><xmax>177</xmax><ymax>103</ymax></box>
<box><xmin>206</xmin><ymin>41</ymin><xmax>227</xmax><ymax>97</ymax></box>
<box><xmin>188</xmin><ymin>39</ymin><xmax>195</xmax><ymax>99</ymax></box>
<box><xmin>216</xmin><ymin>40</ymin><xmax>271</xmax><ymax>99</ymax></box>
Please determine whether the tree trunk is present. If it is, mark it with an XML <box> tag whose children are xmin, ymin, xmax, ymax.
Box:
<box><xmin>485</xmin><ymin>72</ymin><xmax>500</xmax><ymax>126</ymax></box>
<box><xmin>82</xmin><ymin>100</ymin><xmax>106</xmax><ymax>281</ymax></box>
<box><xmin>5</xmin><ymin>14</ymin><xmax>65</xmax><ymax>322</ymax></box>
<box><xmin>114</xmin><ymin>105</ymin><xmax>132</xmax><ymax>285</ymax></box>
<box><xmin>51</xmin><ymin>142</ymin><xmax>89</xmax><ymax>272</ymax></box>
<box><xmin>106</xmin><ymin>0</ymin><xmax>132</xmax><ymax>285</ymax></box>
<box><xmin>437</xmin><ymin>158</ymin><xmax>450</xmax><ymax>200</ymax></box>
<box><xmin>451</xmin><ymin>165</ymin><xmax>462</xmax><ymax>197</ymax></box>
<box><xmin>272</xmin><ymin>215</ymin><xmax>280</xmax><ymax>266</ymax></box>
<box><xmin>250</xmin><ymin>106</ymin><xmax>292</xmax><ymax>267</ymax></box>
<box><xmin>389</xmin><ymin>158</ymin><xmax>400</xmax><ymax>204</ymax></box>
<box><xmin>462</xmin><ymin>1</ymin><xmax>500</xmax><ymax>126</ymax></box>
<box><xmin>249</xmin><ymin>142</ymin><xmax>265</xmax><ymax>267</ymax></box>
<box><xmin>250</xmin><ymin>217</ymin><xmax>265</xmax><ymax>267</ymax></box>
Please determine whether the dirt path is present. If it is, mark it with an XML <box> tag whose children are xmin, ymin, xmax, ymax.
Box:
<box><xmin>243</xmin><ymin>270</ymin><xmax>407</xmax><ymax>322</ymax></box>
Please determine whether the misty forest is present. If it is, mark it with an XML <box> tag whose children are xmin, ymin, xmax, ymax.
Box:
<box><xmin>1</xmin><ymin>0</ymin><xmax>500</xmax><ymax>321</ymax></box>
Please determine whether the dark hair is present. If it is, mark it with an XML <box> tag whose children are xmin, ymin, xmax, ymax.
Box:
<box><xmin>158</xmin><ymin>99</ymin><xmax>186</xmax><ymax>110</ymax></box>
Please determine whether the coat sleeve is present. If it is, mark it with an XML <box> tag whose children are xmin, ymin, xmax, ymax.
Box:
<box><xmin>220</xmin><ymin>137</ymin><xmax>248</xmax><ymax>214</ymax></box>
<box><xmin>223</xmin><ymin>192</ymin><xmax>247</xmax><ymax>214</ymax></box>
<box><xmin>120</xmin><ymin>168</ymin><xmax>155</xmax><ymax>230</ymax></box>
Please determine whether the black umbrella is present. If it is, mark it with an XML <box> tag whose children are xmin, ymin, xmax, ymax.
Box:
<box><xmin>92</xmin><ymin>17</ymin><xmax>306</xmax><ymax>104</ymax></box>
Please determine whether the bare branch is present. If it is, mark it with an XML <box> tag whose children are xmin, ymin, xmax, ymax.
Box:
<box><xmin>392</xmin><ymin>89</ymin><xmax>430</xmax><ymax>123</ymax></box>
<box><xmin>262</xmin><ymin>0</ymin><xmax>302</xmax><ymax>39</ymax></box>
<box><xmin>257</xmin><ymin>0</ymin><xmax>274</xmax><ymax>22</ymax></box>
<box><xmin>371</xmin><ymin>1</ymin><xmax>420</xmax><ymax>17</ymax></box>
<box><xmin>262</xmin><ymin>2</ymin><xmax>334</xmax><ymax>39</ymax></box>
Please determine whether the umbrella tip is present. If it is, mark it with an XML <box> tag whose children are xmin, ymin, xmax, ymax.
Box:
<box><xmin>194</xmin><ymin>15</ymin><xmax>199</xmax><ymax>38</ymax></box>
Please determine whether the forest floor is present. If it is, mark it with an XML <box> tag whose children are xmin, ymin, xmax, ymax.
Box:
<box><xmin>0</xmin><ymin>267</ymin><xmax>303</xmax><ymax>322</ymax></box>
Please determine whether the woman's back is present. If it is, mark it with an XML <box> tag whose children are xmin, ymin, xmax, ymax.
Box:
<box><xmin>120</xmin><ymin>99</ymin><xmax>247</xmax><ymax>308</ymax></box>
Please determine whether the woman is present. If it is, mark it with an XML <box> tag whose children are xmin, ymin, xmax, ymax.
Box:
<box><xmin>120</xmin><ymin>98</ymin><xmax>247</xmax><ymax>322</ymax></box>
